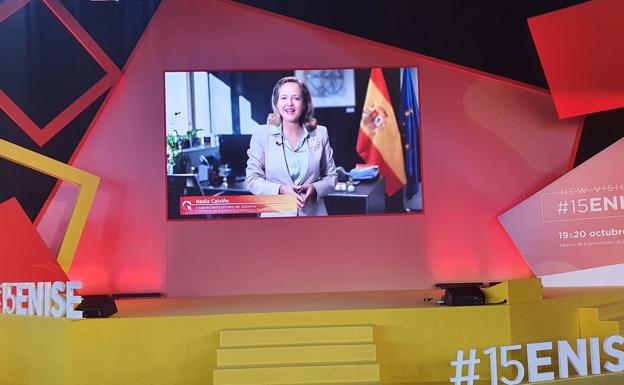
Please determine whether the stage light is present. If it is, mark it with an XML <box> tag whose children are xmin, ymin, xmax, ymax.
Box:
<box><xmin>435</xmin><ymin>282</ymin><xmax>486</xmax><ymax>306</ymax></box>
<box><xmin>442</xmin><ymin>286</ymin><xmax>486</xmax><ymax>306</ymax></box>
<box><xmin>76</xmin><ymin>295</ymin><xmax>118</xmax><ymax>318</ymax></box>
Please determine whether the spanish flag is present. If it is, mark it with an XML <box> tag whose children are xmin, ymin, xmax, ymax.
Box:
<box><xmin>357</xmin><ymin>68</ymin><xmax>407</xmax><ymax>196</ymax></box>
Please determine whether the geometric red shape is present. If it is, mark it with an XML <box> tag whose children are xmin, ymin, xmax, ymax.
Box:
<box><xmin>0</xmin><ymin>0</ymin><xmax>122</xmax><ymax>147</ymax></box>
<box><xmin>499</xmin><ymin>138</ymin><xmax>624</xmax><ymax>277</ymax></box>
<box><xmin>0</xmin><ymin>198</ymin><xmax>68</xmax><ymax>283</ymax></box>
<box><xmin>528</xmin><ymin>0</ymin><xmax>624</xmax><ymax>118</ymax></box>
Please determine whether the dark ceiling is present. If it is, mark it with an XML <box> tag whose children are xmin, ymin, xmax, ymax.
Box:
<box><xmin>236</xmin><ymin>0</ymin><xmax>624</xmax><ymax>165</ymax></box>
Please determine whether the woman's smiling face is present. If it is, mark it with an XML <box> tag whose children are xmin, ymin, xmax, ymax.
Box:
<box><xmin>276</xmin><ymin>81</ymin><xmax>304</xmax><ymax>124</ymax></box>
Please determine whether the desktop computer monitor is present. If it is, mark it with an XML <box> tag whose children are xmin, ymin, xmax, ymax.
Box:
<box><xmin>219</xmin><ymin>134</ymin><xmax>251</xmax><ymax>178</ymax></box>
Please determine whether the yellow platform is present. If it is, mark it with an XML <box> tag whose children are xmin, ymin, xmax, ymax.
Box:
<box><xmin>1</xmin><ymin>279</ymin><xmax>624</xmax><ymax>385</ymax></box>
<box><xmin>217</xmin><ymin>343</ymin><xmax>377</xmax><ymax>366</ymax></box>
<box><xmin>215</xmin><ymin>325</ymin><xmax>379</xmax><ymax>385</ymax></box>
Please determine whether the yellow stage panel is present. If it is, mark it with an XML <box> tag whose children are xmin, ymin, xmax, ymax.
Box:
<box><xmin>484</xmin><ymin>278</ymin><xmax>542</xmax><ymax>304</ymax></box>
<box><xmin>579</xmin><ymin>307</ymin><xmax>621</xmax><ymax>338</ymax></box>
<box><xmin>213</xmin><ymin>363</ymin><xmax>380</xmax><ymax>385</ymax></box>
<box><xmin>217</xmin><ymin>343</ymin><xmax>377</xmax><ymax>367</ymax></box>
<box><xmin>220</xmin><ymin>325</ymin><xmax>374</xmax><ymax>347</ymax></box>
<box><xmin>1</xmin><ymin>282</ymin><xmax>624</xmax><ymax>385</ymax></box>
<box><xmin>0</xmin><ymin>315</ymin><xmax>67</xmax><ymax>385</ymax></box>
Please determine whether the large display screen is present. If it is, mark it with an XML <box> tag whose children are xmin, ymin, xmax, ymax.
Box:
<box><xmin>164</xmin><ymin>67</ymin><xmax>422</xmax><ymax>219</ymax></box>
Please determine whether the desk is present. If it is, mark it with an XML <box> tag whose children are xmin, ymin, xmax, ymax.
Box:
<box><xmin>325</xmin><ymin>176</ymin><xmax>385</xmax><ymax>215</ymax></box>
<box><xmin>199</xmin><ymin>177</ymin><xmax>386</xmax><ymax>215</ymax></box>
<box><xmin>200</xmin><ymin>179</ymin><xmax>251</xmax><ymax>196</ymax></box>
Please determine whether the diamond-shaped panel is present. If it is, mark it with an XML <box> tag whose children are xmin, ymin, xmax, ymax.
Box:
<box><xmin>0</xmin><ymin>0</ymin><xmax>105</xmax><ymax>128</ymax></box>
<box><xmin>0</xmin><ymin>0</ymin><xmax>121</xmax><ymax>147</ymax></box>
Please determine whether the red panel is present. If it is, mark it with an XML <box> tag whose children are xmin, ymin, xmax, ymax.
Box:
<box><xmin>0</xmin><ymin>0</ymin><xmax>28</xmax><ymax>23</ymax></box>
<box><xmin>38</xmin><ymin>0</ymin><xmax>581</xmax><ymax>296</ymax></box>
<box><xmin>421</xmin><ymin>71</ymin><xmax>581</xmax><ymax>284</ymax></box>
<box><xmin>0</xmin><ymin>198</ymin><xmax>68</xmax><ymax>283</ymax></box>
<box><xmin>529</xmin><ymin>0</ymin><xmax>624</xmax><ymax>118</ymax></box>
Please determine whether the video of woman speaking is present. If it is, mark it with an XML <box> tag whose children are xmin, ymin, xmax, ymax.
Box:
<box><xmin>165</xmin><ymin>67</ymin><xmax>422</xmax><ymax>220</ymax></box>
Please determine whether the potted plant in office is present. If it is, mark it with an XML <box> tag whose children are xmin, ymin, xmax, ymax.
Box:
<box><xmin>186</xmin><ymin>127</ymin><xmax>203</xmax><ymax>148</ymax></box>
<box><xmin>180</xmin><ymin>135</ymin><xmax>190</xmax><ymax>149</ymax></box>
<box><xmin>166</xmin><ymin>133</ymin><xmax>187</xmax><ymax>174</ymax></box>
<box><xmin>173</xmin><ymin>155</ymin><xmax>190</xmax><ymax>174</ymax></box>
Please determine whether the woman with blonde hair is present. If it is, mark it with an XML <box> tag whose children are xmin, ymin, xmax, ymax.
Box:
<box><xmin>246</xmin><ymin>76</ymin><xmax>337</xmax><ymax>216</ymax></box>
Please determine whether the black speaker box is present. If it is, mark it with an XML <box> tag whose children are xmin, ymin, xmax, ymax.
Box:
<box><xmin>443</xmin><ymin>286</ymin><xmax>485</xmax><ymax>306</ymax></box>
<box><xmin>76</xmin><ymin>295</ymin><xmax>118</xmax><ymax>318</ymax></box>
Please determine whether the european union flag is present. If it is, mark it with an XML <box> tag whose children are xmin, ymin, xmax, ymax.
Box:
<box><xmin>399</xmin><ymin>68</ymin><xmax>420</xmax><ymax>199</ymax></box>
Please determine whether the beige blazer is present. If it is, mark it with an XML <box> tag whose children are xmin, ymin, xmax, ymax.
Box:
<box><xmin>245</xmin><ymin>124</ymin><xmax>337</xmax><ymax>216</ymax></box>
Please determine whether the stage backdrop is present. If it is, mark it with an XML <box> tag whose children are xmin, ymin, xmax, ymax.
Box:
<box><xmin>28</xmin><ymin>0</ymin><xmax>582</xmax><ymax>296</ymax></box>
